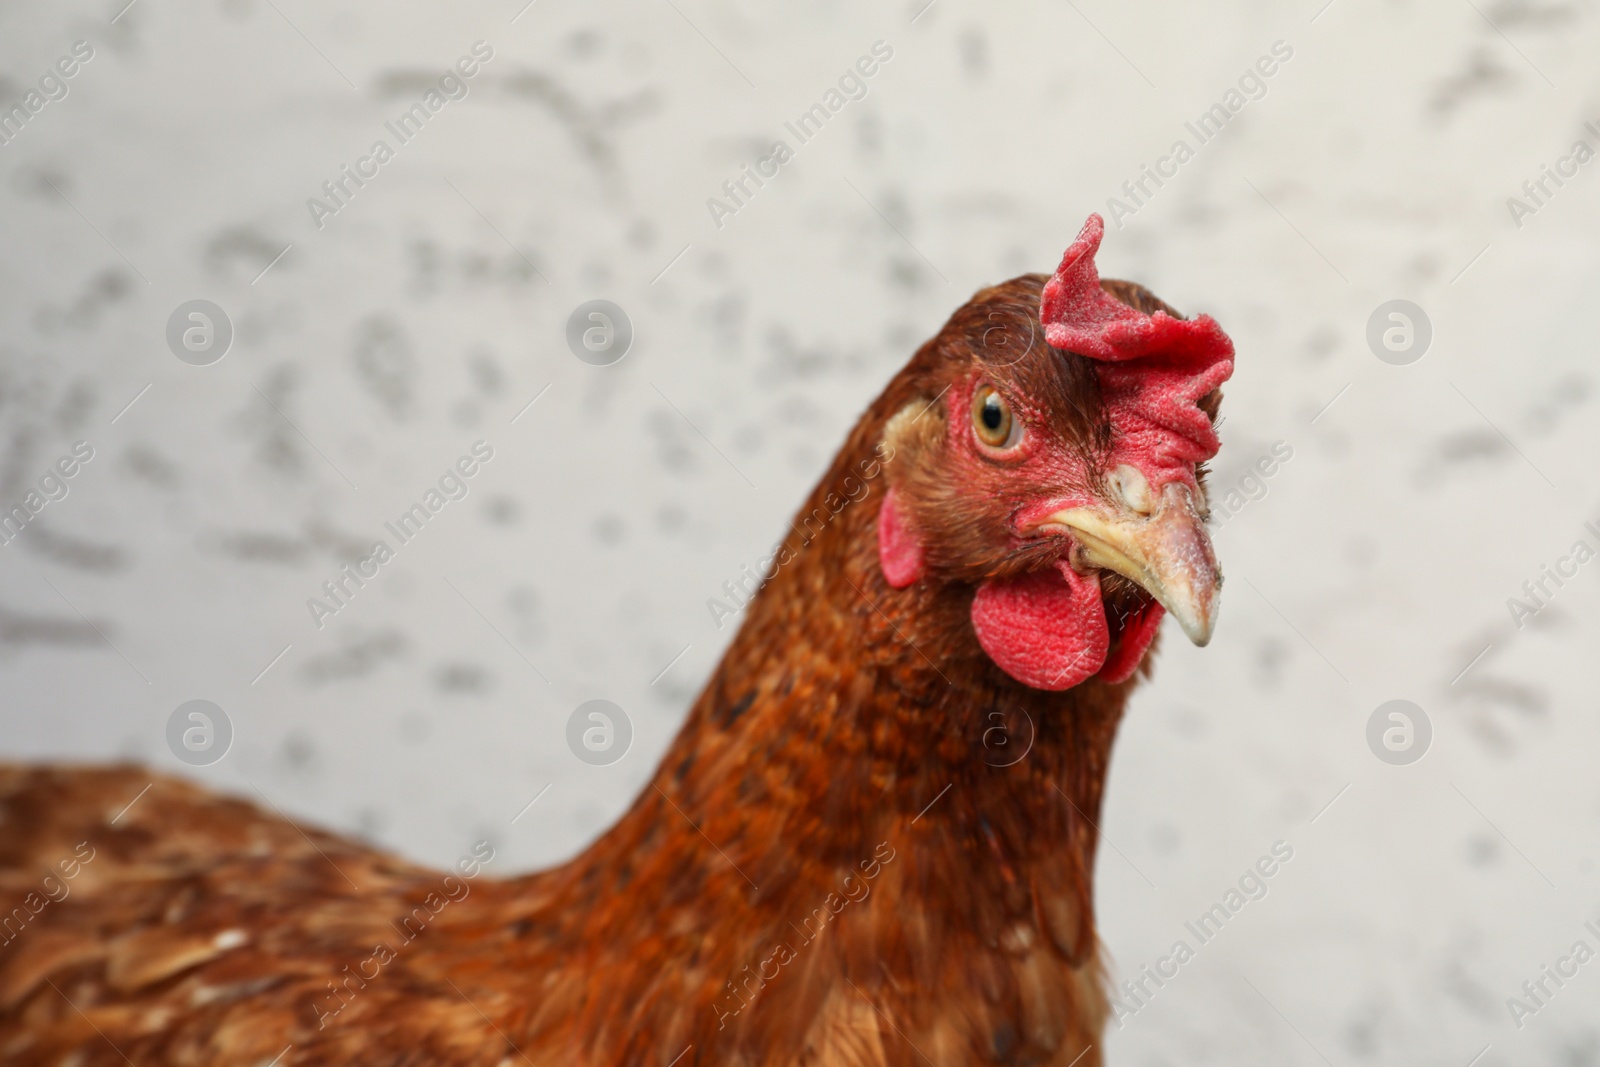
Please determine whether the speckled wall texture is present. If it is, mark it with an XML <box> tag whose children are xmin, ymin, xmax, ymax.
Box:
<box><xmin>2</xmin><ymin>1</ymin><xmax>1598</xmax><ymax>1062</ymax></box>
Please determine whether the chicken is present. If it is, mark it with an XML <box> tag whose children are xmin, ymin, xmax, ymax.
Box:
<box><xmin>0</xmin><ymin>213</ymin><xmax>1233</xmax><ymax>1067</ymax></box>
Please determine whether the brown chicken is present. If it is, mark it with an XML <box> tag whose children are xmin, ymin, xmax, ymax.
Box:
<box><xmin>0</xmin><ymin>214</ymin><xmax>1233</xmax><ymax>1066</ymax></box>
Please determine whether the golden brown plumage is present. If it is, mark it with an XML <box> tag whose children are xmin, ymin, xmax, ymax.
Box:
<box><xmin>0</xmin><ymin>254</ymin><xmax>1229</xmax><ymax>1066</ymax></box>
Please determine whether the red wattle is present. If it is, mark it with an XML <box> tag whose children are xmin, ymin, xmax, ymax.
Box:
<box><xmin>970</xmin><ymin>562</ymin><xmax>1109</xmax><ymax>691</ymax></box>
<box><xmin>1096</xmin><ymin>601</ymin><xmax>1164</xmax><ymax>684</ymax></box>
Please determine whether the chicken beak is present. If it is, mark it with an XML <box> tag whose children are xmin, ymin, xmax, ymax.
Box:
<box><xmin>1041</xmin><ymin>482</ymin><xmax>1222</xmax><ymax>646</ymax></box>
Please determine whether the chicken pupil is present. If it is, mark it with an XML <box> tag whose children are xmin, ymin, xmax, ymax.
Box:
<box><xmin>981</xmin><ymin>398</ymin><xmax>1003</xmax><ymax>429</ymax></box>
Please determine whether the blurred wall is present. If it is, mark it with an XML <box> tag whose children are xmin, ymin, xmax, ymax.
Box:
<box><xmin>2</xmin><ymin>0</ymin><xmax>1599</xmax><ymax>1062</ymax></box>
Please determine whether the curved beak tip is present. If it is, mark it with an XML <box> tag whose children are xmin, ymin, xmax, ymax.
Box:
<box><xmin>1181</xmin><ymin>609</ymin><xmax>1216</xmax><ymax>648</ymax></box>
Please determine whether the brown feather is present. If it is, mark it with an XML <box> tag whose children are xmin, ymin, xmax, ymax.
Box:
<box><xmin>0</xmin><ymin>274</ymin><xmax>1216</xmax><ymax>1066</ymax></box>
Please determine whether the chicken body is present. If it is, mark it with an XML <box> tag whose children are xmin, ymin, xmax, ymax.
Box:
<box><xmin>0</xmin><ymin>253</ymin><xmax>1229</xmax><ymax>1066</ymax></box>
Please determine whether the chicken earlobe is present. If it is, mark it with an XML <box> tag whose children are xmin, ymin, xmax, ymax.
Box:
<box><xmin>877</xmin><ymin>486</ymin><xmax>925</xmax><ymax>589</ymax></box>
<box><xmin>874</xmin><ymin>399</ymin><xmax>937</xmax><ymax>590</ymax></box>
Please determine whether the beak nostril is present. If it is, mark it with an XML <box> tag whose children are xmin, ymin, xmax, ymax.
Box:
<box><xmin>1112</xmin><ymin>464</ymin><xmax>1154</xmax><ymax>515</ymax></box>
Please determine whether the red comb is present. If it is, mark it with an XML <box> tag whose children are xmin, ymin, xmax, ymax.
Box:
<box><xmin>1040</xmin><ymin>214</ymin><xmax>1234</xmax><ymax>488</ymax></box>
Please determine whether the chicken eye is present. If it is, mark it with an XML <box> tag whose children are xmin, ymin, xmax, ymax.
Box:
<box><xmin>971</xmin><ymin>385</ymin><xmax>1022</xmax><ymax>450</ymax></box>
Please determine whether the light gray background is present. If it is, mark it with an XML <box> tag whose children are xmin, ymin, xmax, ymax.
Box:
<box><xmin>2</xmin><ymin>1</ymin><xmax>1598</xmax><ymax>1063</ymax></box>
